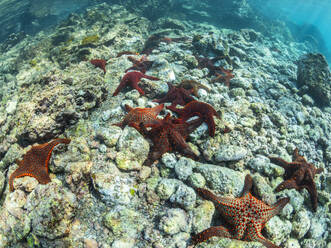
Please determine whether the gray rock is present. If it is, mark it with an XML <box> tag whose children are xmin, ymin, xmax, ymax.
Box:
<box><xmin>169</xmin><ymin>183</ymin><xmax>196</xmax><ymax>210</ymax></box>
<box><xmin>252</xmin><ymin>174</ymin><xmax>276</xmax><ymax>205</ymax></box>
<box><xmin>171</xmin><ymin>232</ymin><xmax>190</xmax><ymax>248</ymax></box>
<box><xmin>91</xmin><ymin>162</ymin><xmax>135</xmax><ymax>206</ymax></box>
<box><xmin>103</xmin><ymin>207</ymin><xmax>146</xmax><ymax>239</ymax></box>
<box><xmin>292</xmin><ymin>210</ymin><xmax>311</xmax><ymax>239</ymax></box>
<box><xmin>1</xmin><ymin>143</ymin><xmax>23</xmax><ymax>169</ymax></box>
<box><xmin>302</xmin><ymin>94</ymin><xmax>314</xmax><ymax>106</ymax></box>
<box><xmin>116</xmin><ymin>127</ymin><xmax>149</xmax><ymax>171</ymax></box>
<box><xmin>161</xmin><ymin>153</ymin><xmax>177</xmax><ymax>168</ymax></box>
<box><xmin>309</xmin><ymin>216</ymin><xmax>328</xmax><ymax>239</ymax></box>
<box><xmin>277</xmin><ymin>189</ymin><xmax>304</xmax><ymax>212</ymax></box>
<box><xmin>265</xmin><ymin>216</ymin><xmax>292</xmax><ymax>246</ymax></box>
<box><xmin>187</xmin><ymin>173</ymin><xmax>206</xmax><ymax>188</ymax></box>
<box><xmin>284</xmin><ymin>238</ymin><xmax>301</xmax><ymax>248</ymax></box>
<box><xmin>96</xmin><ymin>126</ymin><xmax>122</xmax><ymax>147</ymax></box>
<box><xmin>214</xmin><ymin>145</ymin><xmax>247</xmax><ymax>162</ymax></box>
<box><xmin>156</xmin><ymin>179</ymin><xmax>180</xmax><ymax>200</ymax></box>
<box><xmin>0</xmin><ymin>171</ymin><xmax>4</xmax><ymax>193</ymax></box>
<box><xmin>112</xmin><ymin>238</ymin><xmax>135</xmax><ymax>248</ymax></box>
<box><xmin>297</xmin><ymin>53</ymin><xmax>331</xmax><ymax>107</ymax></box>
<box><xmin>195</xmin><ymin>164</ymin><xmax>245</xmax><ymax>196</ymax></box>
<box><xmin>248</xmin><ymin>155</ymin><xmax>285</xmax><ymax>177</ymax></box>
<box><xmin>174</xmin><ymin>157</ymin><xmax>194</xmax><ymax>181</ymax></box>
<box><xmin>192</xmin><ymin>200</ymin><xmax>215</xmax><ymax>233</ymax></box>
<box><xmin>159</xmin><ymin>208</ymin><xmax>188</xmax><ymax>235</ymax></box>
<box><xmin>25</xmin><ymin>182</ymin><xmax>77</xmax><ymax>239</ymax></box>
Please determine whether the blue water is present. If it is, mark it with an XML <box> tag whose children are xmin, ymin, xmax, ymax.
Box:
<box><xmin>250</xmin><ymin>0</ymin><xmax>331</xmax><ymax>62</ymax></box>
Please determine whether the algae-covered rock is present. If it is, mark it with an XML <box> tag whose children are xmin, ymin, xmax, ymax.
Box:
<box><xmin>188</xmin><ymin>172</ymin><xmax>206</xmax><ymax>188</ymax></box>
<box><xmin>174</xmin><ymin>157</ymin><xmax>194</xmax><ymax>181</ymax></box>
<box><xmin>195</xmin><ymin>164</ymin><xmax>245</xmax><ymax>196</ymax></box>
<box><xmin>103</xmin><ymin>207</ymin><xmax>147</xmax><ymax>239</ymax></box>
<box><xmin>265</xmin><ymin>216</ymin><xmax>292</xmax><ymax>246</ymax></box>
<box><xmin>292</xmin><ymin>209</ymin><xmax>311</xmax><ymax>239</ymax></box>
<box><xmin>156</xmin><ymin>178</ymin><xmax>180</xmax><ymax>200</ymax></box>
<box><xmin>192</xmin><ymin>200</ymin><xmax>215</xmax><ymax>233</ymax></box>
<box><xmin>91</xmin><ymin>161</ymin><xmax>135</xmax><ymax>206</ymax></box>
<box><xmin>214</xmin><ymin>145</ymin><xmax>247</xmax><ymax>162</ymax></box>
<box><xmin>169</xmin><ymin>183</ymin><xmax>196</xmax><ymax>210</ymax></box>
<box><xmin>247</xmin><ymin>155</ymin><xmax>284</xmax><ymax>177</ymax></box>
<box><xmin>159</xmin><ymin>208</ymin><xmax>188</xmax><ymax>235</ymax></box>
<box><xmin>116</xmin><ymin>127</ymin><xmax>149</xmax><ymax>171</ymax></box>
<box><xmin>297</xmin><ymin>53</ymin><xmax>331</xmax><ymax>107</ymax></box>
<box><xmin>25</xmin><ymin>182</ymin><xmax>77</xmax><ymax>239</ymax></box>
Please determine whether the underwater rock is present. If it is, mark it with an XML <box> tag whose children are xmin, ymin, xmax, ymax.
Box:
<box><xmin>292</xmin><ymin>209</ymin><xmax>311</xmax><ymax>239</ymax></box>
<box><xmin>297</xmin><ymin>53</ymin><xmax>331</xmax><ymax>107</ymax></box>
<box><xmin>91</xmin><ymin>161</ymin><xmax>135</xmax><ymax>206</ymax></box>
<box><xmin>174</xmin><ymin>157</ymin><xmax>194</xmax><ymax>181</ymax></box>
<box><xmin>169</xmin><ymin>183</ymin><xmax>196</xmax><ymax>210</ymax></box>
<box><xmin>103</xmin><ymin>207</ymin><xmax>147</xmax><ymax>239</ymax></box>
<box><xmin>265</xmin><ymin>216</ymin><xmax>292</xmax><ymax>246</ymax></box>
<box><xmin>192</xmin><ymin>200</ymin><xmax>215</xmax><ymax>234</ymax></box>
<box><xmin>187</xmin><ymin>172</ymin><xmax>206</xmax><ymax>188</ymax></box>
<box><xmin>247</xmin><ymin>155</ymin><xmax>284</xmax><ymax>177</ymax></box>
<box><xmin>159</xmin><ymin>208</ymin><xmax>188</xmax><ymax>235</ymax></box>
<box><xmin>116</xmin><ymin>127</ymin><xmax>149</xmax><ymax>171</ymax></box>
<box><xmin>195</xmin><ymin>163</ymin><xmax>245</xmax><ymax>196</ymax></box>
<box><xmin>156</xmin><ymin>178</ymin><xmax>180</xmax><ymax>200</ymax></box>
<box><xmin>214</xmin><ymin>145</ymin><xmax>247</xmax><ymax>162</ymax></box>
<box><xmin>24</xmin><ymin>182</ymin><xmax>77</xmax><ymax>239</ymax></box>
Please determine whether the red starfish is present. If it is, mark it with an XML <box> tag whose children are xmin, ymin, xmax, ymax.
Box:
<box><xmin>113</xmin><ymin>104</ymin><xmax>164</xmax><ymax>130</ymax></box>
<box><xmin>90</xmin><ymin>59</ymin><xmax>107</xmax><ymax>74</ymax></box>
<box><xmin>211</xmin><ymin>67</ymin><xmax>234</xmax><ymax>87</ymax></box>
<box><xmin>139</xmin><ymin>114</ymin><xmax>202</xmax><ymax>166</ymax></box>
<box><xmin>269</xmin><ymin>148</ymin><xmax>323</xmax><ymax>211</ymax></box>
<box><xmin>192</xmin><ymin>174</ymin><xmax>290</xmax><ymax>248</ymax></box>
<box><xmin>153</xmin><ymin>82</ymin><xmax>195</xmax><ymax>107</ymax></box>
<box><xmin>167</xmin><ymin>101</ymin><xmax>220</xmax><ymax>137</ymax></box>
<box><xmin>125</xmin><ymin>55</ymin><xmax>154</xmax><ymax>73</ymax></box>
<box><xmin>9</xmin><ymin>138</ymin><xmax>71</xmax><ymax>191</ymax></box>
<box><xmin>112</xmin><ymin>71</ymin><xmax>159</xmax><ymax>96</ymax></box>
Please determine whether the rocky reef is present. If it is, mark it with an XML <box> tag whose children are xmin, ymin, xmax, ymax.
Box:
<box><xmin>0</xmin><ymin>1</ymin><xmax>330</xmax><ymax>248</ymax></box>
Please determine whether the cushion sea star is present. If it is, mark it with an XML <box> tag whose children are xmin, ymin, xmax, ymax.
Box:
<box><xmin>113</xmin><ymin>104</ymin><xmax>164</xmax><ymax>130</ymax></box>
<box><xmin>139</xmin><ymin>113</ymin><xmax>202</xmax><ymax>166</ymax></box>
<box><xmin>153</xmin><ymin>82</ymin><xmax>195</xmax><ymax>107</ymax></box>
<box><xmin>167</xmin><ymin>100</ymin><xmax>220</xmax><ymax>137</ymax></box>
<box><xmin>9</xmin><ymin>138</ymin><xmax>71</xmax><ymax>191</ymax></box>
<box><xmin>192</xmin><ymin>174</ymin><xmax>290</xmax><ymax>248</ymax></box>
<box><xmin>269</xmin><ymin>148</ymin><xmax>323</xmax><ymax>211</ymax></box>
<box><xmin>112</xmin><ymin>71</ymin><xmax>159</xmax><ymax>96</ymax></box>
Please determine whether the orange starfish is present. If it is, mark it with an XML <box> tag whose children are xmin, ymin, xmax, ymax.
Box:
<box><xmin>112</xmin><ymin>71</ymin><xmax>159</xmax><ymax>96</ymax></box>
<box><xmin>167</xmin><ymin>101</ymin><xmax>220</xmax><ymax>137</ymax></box>
<box><xmin>192</xmin><ymin>174</ymin><xmax>290</xmax><ymax>248</ymax></box>
<box><xmin>9</xmin><ymin>138</ymin><xmax>71</xmax><ymax>191</ymax></box>
<box><xmin>113</xmin><ymin>104</ymin><xmax>164</xmax><ymax>130</ymax></box>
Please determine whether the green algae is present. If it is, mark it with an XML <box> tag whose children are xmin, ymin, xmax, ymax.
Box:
<box><xmin>81</xmin><ymin>34</ymin><xmax>99</xmax><ymax>45</ymax></box>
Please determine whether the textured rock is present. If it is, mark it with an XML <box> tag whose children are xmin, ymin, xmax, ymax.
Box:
<box><xmin>214</xmin><ymin>145</ymin><xmax>247</xmax><ymax>162</ymax></box>
<box><xmin>116</xmin><ymin>127</ymin><xmax>149</xmax><ymax>171</ymax></box>
<box><xmin>156</xmin><ymin>178</ymin><xmax>180</xmax><ymax>200</ymax></box>
<box><xmin>195</xmin><ymin>164</ymin><xmax>245</xmax><ymax>196</ymax></box>
<box><xmin>159</xmin><ymin>208</ymin><xmax>188</xmax><ymax>235</ymax></box>
<box><xmin>292</xmin><ymin>209</ymin><xmax>311</xmax><ymax>239</ymax></box>
<box><xmin>169</xmin><ymin>183</ymin><xmax>196</xmax><ymax>210</ymax></box>
<box><xmin>192</xmin><ymin>200</ymin><xmax>215</xmax><ymax>233</ymax></box>
<box><xmin>265</xmin><ymin>216</ymin><xmax>292</xmax><ymax>246</ymax></box>
<box><xmin>248</xmin><ymin>155</ymin><xmax>284</xmax><ymax>177</ymax></box>
<box><xmin>297</xmin><ymin>53</ymin><xmax>331</xmax><ymax>106</ymax></box>
<box><xmin>188</xmin><ymin>172</ymin><xmax>206</xmax><ymax>188</ymax></box>
<box><xmin>91</xmin><ymin>161</ymin><xmax>135</xmax><ymax>206</ymax></box>
<box><xmin>174</xmin><ymin>157</ymin><xmax>194</xmax><ymax>181</ymax></box>
<box><xmin>103</xmin><ymin>207</ymin><xmax>146</xmax><ymax>239</ymax></box>
<box><xmin>25</xmin><ymin>182</ymin><xmax>77</xmax><ymax>239</ymax></box>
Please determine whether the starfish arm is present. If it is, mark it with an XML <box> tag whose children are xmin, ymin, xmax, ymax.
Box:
<box><xmin>124</xmin><ymin>104</ymin><xmax>134</xmax><ymax>112</ymax></box>
<box><xmin>269</xmin><ymin>157</ymin><xmax>302</xmax><ymax>173</ymax></box>
<box><xmin>191</xmin><ymin>226</ymin><xmax>232</xmax><ymax>245</ymax></box>
<box><xmin>171</xmin><ymin>130</ymin><xmax>198</xmax><ymax>160</ymax></box>
<box><xmin>113</xmin><ymin>77</ymin><xmax>128</xmax><ymax>96</ymax></box>
<box><xmin>185</xmin><ymin>117</ymin><xmax>203</xmax><ymax>134</ymax></box>
<box><xmin>150</xmin><ymin>104</ymin><xmax>164</xmax><ymax>116</ymax></box>
<box><xmin>275</xmin><ymin>179</ymin><xmax>300</xmax><ymax>192</ymax></box>
<box><xmin>205</xmin><ymin>116</ymin><xmax>216</xmax><ymax>137</ymax></box>
<box><xmin>302</xmin><ymin>183</ymin><xmax>318</xmax><ymax>211</ymax></box>
<box><xmin>195</xmin><ymin>188</ymin><xmax>222</xmax><ymax>204</ymax></box>
<box><xmin>241</xmin><ymin>174</ymin><xmax>253</xmax><ymax>197</ymax></box>
<box><xmin>141</xmin><ymin>74</ymin><xmax>159</xmax><ymax>81</ymax></box>
<box><xmin>153</xmin><ymin>94</ymin><xmax>172</xmax><ymax>104</ymax></box>
<box><xmin>131</xmin><ymin>81</ymin><xmax>145</xmax><ymax>95</ymax></box>
<box><xmin>266</xmin><ymin>197</ymin><xmax>290</xmax><ymax>220</ymax></box>
<box><xmin>144</xmin><ymin>137</ymin><xmax>170</xmax><ymax>166</ymax></box>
